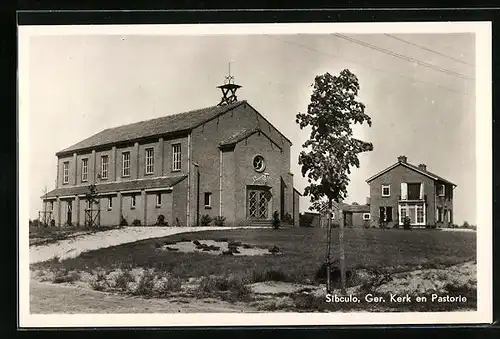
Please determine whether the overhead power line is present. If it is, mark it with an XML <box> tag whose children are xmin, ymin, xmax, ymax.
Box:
<box><xmin>333</xmin><ymin>33</ymin><xmax>474</xmax><ymax>80</ymax></box>
<box><xmin>383</xmin><ymin>33</ymin><xmax>475</xmax><ymax>67</ymax></box>
<box><xmin>264</xmin><ymin>35</ymin><xmax>470</xmax><ymax>96</ymax></box>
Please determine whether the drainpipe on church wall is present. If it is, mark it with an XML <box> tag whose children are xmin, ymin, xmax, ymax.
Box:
<box><xmin>186</xmin><ymin>134</ymin><xmax>191</xmax><ymax>226</ymax></box>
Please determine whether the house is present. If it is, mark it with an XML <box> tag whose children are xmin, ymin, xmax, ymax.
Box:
<box><xmin>340</xmin><ymin>202</ymin><xmax>371</xmax><ymax>228</ymax></box>
<box><xmin>41</xmin><ymin>79</ymin><xmax>300</xmax><ymax>227</ymax></box>
<box><xmin>365</xmin><ymin>155</ymin><xmax>456</xmax><ymax>228</ymax></box>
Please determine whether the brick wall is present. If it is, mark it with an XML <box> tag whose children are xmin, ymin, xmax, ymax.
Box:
<box><xmin>146</xmin><ymin>191</ymin><xmax>173</xmax><ymax>226</ymax></box>
<box><xmin>190</xmin><ymin>103</ymin><xmax>293</xmax><ymax>226</ymax></box>
<box><xmin>233</xmin><ymin>132</ymin><xmax>287</xmax><ymax>224</ymax></box>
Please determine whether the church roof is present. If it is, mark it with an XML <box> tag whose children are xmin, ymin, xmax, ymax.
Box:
<box><xmin>218</xmin><ymin>127</ymin><xmax>283</xmax><ymax>150</ymax></box>
<box><xmin>42</xmin><ymin>175</ymin><xmax>187</xmax><ymax>199</ymax></box>
<box><xmin>56</xmin><ymin>101</ymin><xmax>246</xmax><ymax>156</ymax></box>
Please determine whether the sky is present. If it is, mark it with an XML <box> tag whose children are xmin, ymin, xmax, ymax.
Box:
<box><xmin>25</xmin><ymin>31</ymin><xmax>476</xmax><ymax>225</ymax></box>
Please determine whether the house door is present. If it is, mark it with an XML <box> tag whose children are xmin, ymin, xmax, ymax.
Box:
<box><xmin>344</xmin><ymin>212</ymin><xmax>353</xmax><ymax>227</ymax></box>
<box><xmin>247</xmin><ymin>187</ymin><xmax>271</xmax><ymax>220</ymax></box>
<box><xmin>66</xmin><ymin>201</ymin><xmax>72</xmax><ymax>226</ymax></box>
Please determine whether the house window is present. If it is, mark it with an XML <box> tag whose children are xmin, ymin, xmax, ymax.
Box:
<box><xmin>156</xmin><ymin>193</ymin><xmax>162</xmax><ymax>207</ymax></box>
<box><xmin>379</xmin><ymin>206</ymin><xmax>392</xmax><ymax>222</ymax></box>
<box><xmin>407</xmin><ymin>183</ymin><xmax>421</xmax><ymax>200</ymax></box>
<box><xmin>131</xmin><ymin>195</ymin><xmax>136</xmax><ymax>209</ymax></box>
<box><xmin>87</xmin><ymin>200</ymin><xmax>91</xmax><ymax>209</ymax></box>
<box><xmin>108</xmin><ymin>197</ymin><xmax>113</xmax><ymax>210</ymax></box>
<box><xmin>204</xmin><ymin>192</ymin><xmax>212</xmax><ymax>208</ymax></box>
<box><xmin>400</xmin><ymin>204</ymin><xmax>408</xmax><ymax>223</ymax></box>
<box><xmin>253</xmin><ymin>155</ymin><xmax>266</xmax><ymax>172</ymax></box>
<box><xmin>122</xmin><ymin>152</ymin><xmax>130</xmax><ymax>177</ymax></box>
<box><xmin>172</xmin><ymin>144</ymin><xmax>181</xmax><ymax>171</ymax></box>
<box><xmin>49</xmin><ymin>201</ymin><xmax>54</xmax><ymax>211</ymax></box>
<box><xmin>146</xmin><ymin>148</ymin><xmax>154</xmax><ymax>174</ymax></box>
<box><xmin>81</xmin><ymin>158</ymin><xmax>88</xmax><ymax>182</ymax></box>
<box><xmin>416</xmin><ymin>205</ymin><xmax>424</xmax><ymax>224</ymax></box>
<box><xmin>363</xmin><ymin>213</ymin><xmax>370</xmax><ymax>220</ymax></box>
<box><xmin>438</xmin><ymin>184</ymin><xmax>445</xmax><ymax>197</ymax></box>
<box><xmin>382</xmin><ymin>184</ymin><xmax>390</xmax><ymax>197</ymax></box>
<box><xmin>101</xmin><ymin>155</ymin><xmax>109</xmax><ymax>179</ymax></box>
<box><xmin>62</xmin><ymin>161</ymin><xmax>69</xmax><ymax>184</ymax></box>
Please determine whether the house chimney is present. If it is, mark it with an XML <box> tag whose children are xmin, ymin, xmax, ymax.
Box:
<box><xmin>418</xmin><ymin>164</ymin><xmax>427</xmax><ymax>171</ymax></box>
<box><xmin>397</xmin><ymin>155</ymin><xmax>407</xmax><ymax>163</ymax></box>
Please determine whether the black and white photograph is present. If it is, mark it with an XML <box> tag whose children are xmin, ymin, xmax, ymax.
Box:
<box><xmin>18</xmin><ymin>22</ymin><xmax>492</xmax><ymax>327</ymax></box>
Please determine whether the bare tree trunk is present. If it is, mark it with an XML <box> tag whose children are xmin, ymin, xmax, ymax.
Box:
<box><xmin>326</xmin><ymin>198</ymin><xmax>332</xmax><ymax>293</ymax></box>
<box><xmin>339</xmin><ymin>208</ymin><xmax>347</xmax><ymax>294</ymax></box>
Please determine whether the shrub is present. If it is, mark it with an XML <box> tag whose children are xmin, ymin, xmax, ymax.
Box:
<box><xmin>378</xmin><ymin>217</ymin><xmax>388</xmax><ymax>229</ymax></box>
<box><xmin>132</xmin><ymin>219</ymin><xmax>142</xmax><ymax>226</ymax></box>
<box><xmin>272</xmin><ymin>211</ymin><xmax>280</xmax><ymax>230</ymax></box>
<box><xmin>403</xmin><ymin>216</ymin><xmax>411</xmax><ymax>230</ymax></box>
<box><xmin>89</xmin><ymin>271</ymin><xmax>109</xmax><ymax>291</ymax></box>
<box><xmin>462</xmin><ymin>221</ymin><xmax>470</xmax><ymax>228</ymax></box>
<box><xmin>134</xmin><ymin>269</ymin><xmax>156</xmax><ymax>297</ymax></box>
<box><xmin>214</xmin><ymin>216</ymin><xmax>226</xmax><ymax>226</ymax></box>
<box><xmin>119</xmin><ymin>215</ymin><xmax>128</xmax><ymax>226</ymax></box>
<box><xmin>154</xmin><ymin>274</ymin><xmax>183</xmax><ymax>297</ymax></box>
<box><xmin>113</xmin><ymin>269</ymin><xmax>135</xmax><ymax>290</ymax></box>
<box><xmin>175</xmin><ymin>217</ymin><xmax>181</xmax><ymax>227</ymax></box>
<box><xmin>50</xmin><ymin>219</ymin><xmax>56</xmax><ymax>227</ymax></box>
<box><xmin>52</xmin><ymin>270</ymin><xmax>81</xmax><ymax>284</ymax></box>
<box><xmin>200</xmin><ymin>214</ymin><xmax>212</xmax><ymax>226</ymax></box>
<box><xmin>198</xmin><ymin>275</ymin><xmax>251</xmax><ymax>301</ymax></box>
<box><xmin>155</xmin><ymin>214</ymin><xmax>168</xmax><ymax>226</ymax></box>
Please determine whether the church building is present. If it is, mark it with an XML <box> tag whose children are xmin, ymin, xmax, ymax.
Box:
<box><xmin>41</xmin><ymin>77</ymin><xmax>301</xmax><ymax>227</ymax></box>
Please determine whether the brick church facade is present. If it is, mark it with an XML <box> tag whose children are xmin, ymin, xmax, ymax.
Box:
<box><xmin>41</xmin><ymin>93</ymin><xmax>300</xmax><ymax>227</ymax></box>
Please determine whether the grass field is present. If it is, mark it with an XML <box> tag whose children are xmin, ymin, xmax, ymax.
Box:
<box><xmin>32</xmin><ymin>227</ymin><xmax>476</xmax><ymax>284</ymax></box>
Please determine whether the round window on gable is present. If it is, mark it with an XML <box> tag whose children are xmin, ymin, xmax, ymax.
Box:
<box><xmin>253</xmin><ymin>155</ymin><xmax>266</xmax><ymax>173</ymax></box>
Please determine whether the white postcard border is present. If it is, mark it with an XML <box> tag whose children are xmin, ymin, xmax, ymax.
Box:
<box><xmin>18</xmin><ymin>21</ymin><xmax>492</xmax><ymax>327</ymax></box>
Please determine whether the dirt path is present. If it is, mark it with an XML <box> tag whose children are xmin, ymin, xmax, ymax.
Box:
<box><xmin>30</xmin><ymin>226</ymin><xmax>245</xmax><ymax>264</ymax></box>
<box><xmin>30</xmin><ymin>280</ymin><xmax>255</xmax><ymax>313</ymax></box>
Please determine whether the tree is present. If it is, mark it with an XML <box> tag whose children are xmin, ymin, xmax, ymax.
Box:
<box><xmin>296</xmin><ymin>69</ymin><xmax>373</xmax><ymax>293</ymax></box>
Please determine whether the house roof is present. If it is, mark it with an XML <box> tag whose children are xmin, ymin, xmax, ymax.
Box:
<box><xmin>42</xmin><ymin>175</ymin><xmax>187</xmax><ymax>199</ymax></box>
<box><xmin>293</xmin><ymin>187</ymin><xmax>303</xmax><ymax>196</ymax></box>
<box><xmin>340</xmin><ymin>203</ymin><xmax>370</xmax><ymax>213</ymax></box>
<box><xmin>365</xmin><ymin>161</ymin><xmax>457</xmax><ymax>186</ymax></box>
<box><xmin>218</xmin><ymin>127</ymin><xmax>283</xmax><ymax>150</ymax></box>
<box><xmin>56</xmin><ymin>101</ymin><xmax>246</xmax><ymax>156</ymax></box>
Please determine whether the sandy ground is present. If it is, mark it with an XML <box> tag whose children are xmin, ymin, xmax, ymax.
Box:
<box><xmin>30</xmin><ymin>226</ymin><xmax>245</xmax><ymax>264</ymax></box>
<box><xmin>439</xmin><ymin>228</ymin><xmax>476</xmax><ymax>233</ymax></box>
<box><xmin>30</xmin><ymin>279</ymin><xmax>255</xmax><ymax>313</ymax></box>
